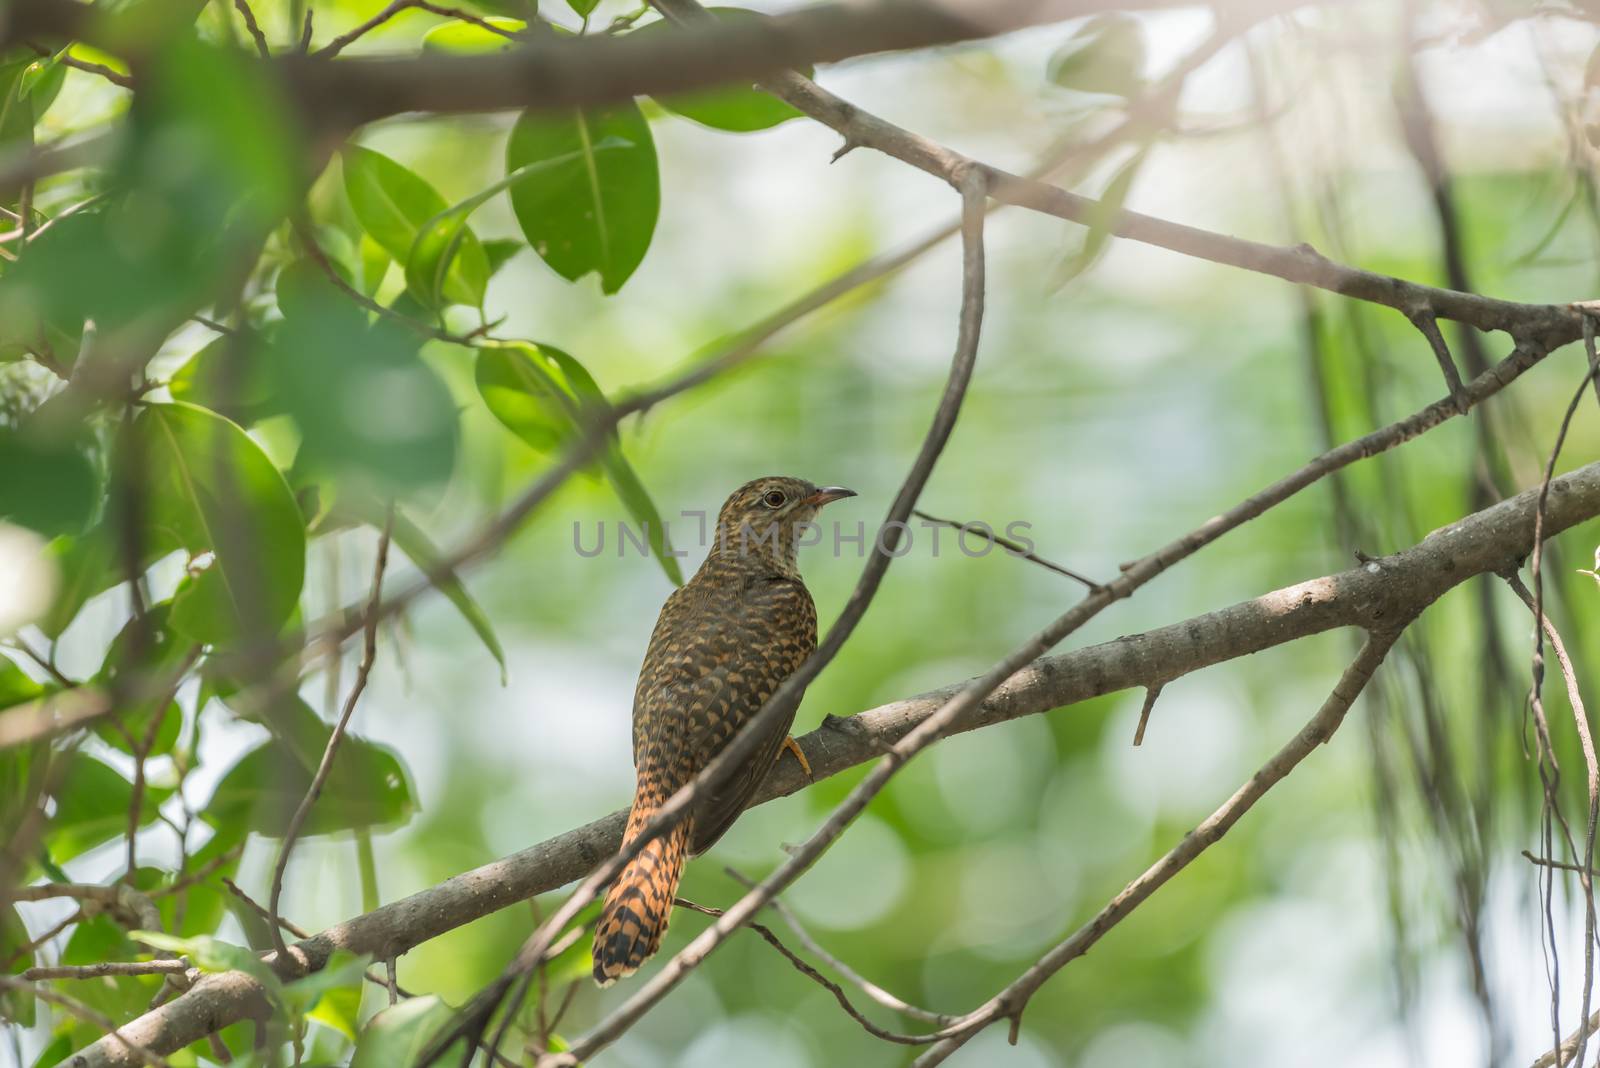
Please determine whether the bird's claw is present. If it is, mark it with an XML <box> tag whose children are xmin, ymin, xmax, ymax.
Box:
<box><xmin>780</xmin><ymin>735</ymin><xmax>813</xmax><ymax>781</ymax></box>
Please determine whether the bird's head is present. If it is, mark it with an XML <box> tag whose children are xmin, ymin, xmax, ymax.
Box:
<box><xmin>711</xmin><ymin>476</ymin><xmax>856</xmax><ymax>576</ymax></box>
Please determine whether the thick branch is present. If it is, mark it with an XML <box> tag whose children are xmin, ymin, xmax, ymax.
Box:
<box><xmin>279</xmin><ymin>0</ymin><xmax>1193</xmax><ymax>128</ymax></box>
<box><xmin>61</xmin><ymin>459</ymin><xmax>1600</xmax><ymax>1067</ymax></box>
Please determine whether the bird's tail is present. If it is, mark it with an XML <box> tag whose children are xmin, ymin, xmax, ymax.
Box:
<box><xmin>592</xmin><ymin>804</ymin><xmax>692</xmax><ymax>986</ymax></box>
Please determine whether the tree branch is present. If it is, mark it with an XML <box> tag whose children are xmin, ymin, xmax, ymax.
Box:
<box><xmin>649</xmin><ymin>0</ymin><xmax>1586</xmax><ymax>354</ymax></box>
<box><xmin>61</xmin><ymin>458</ymin><xmax>1600</xmax><ymax>1067</ymax></box>
<box><xmin>267</xmin><ymin>511</ymin><xmax>392</xmax><ymax>958</ymax></box>
<box><xmin>272</xmin><ymin>0</ymin><xmax>1199</xmax><ymax>128</ymax></box>
<box><xmin>914</xmin><ymin>626</ymin><xmax>1408</xmax><ymax>1063</ymax></box>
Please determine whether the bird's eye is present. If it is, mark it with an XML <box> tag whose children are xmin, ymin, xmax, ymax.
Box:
<box><xmin>762</xmin><ymin>490</ymin><xmax>787</xmax><ymax>508</ymax></box>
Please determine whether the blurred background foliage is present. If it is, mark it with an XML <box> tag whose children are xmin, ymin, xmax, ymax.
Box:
<box><xmin>3</xmin><ymin>1</ymin><xmax>1600</xmax><ymax>1065</ymax></box>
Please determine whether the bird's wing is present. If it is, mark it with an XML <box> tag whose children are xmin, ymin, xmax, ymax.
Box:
<box><xmin>685</xmin><ymin>579</ymin><xmax>816</xmax><ymax>854</ymax></box>
<box><xmin>629</xmin><ymin>576</ymin><xmax>817</xmax><ymax>853</ymax></box>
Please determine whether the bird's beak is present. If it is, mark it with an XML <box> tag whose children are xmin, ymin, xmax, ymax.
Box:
<box><xmin>804</xmin><ymin>486</ymin><xmax>857</xmax><ymax>507</ymax></box>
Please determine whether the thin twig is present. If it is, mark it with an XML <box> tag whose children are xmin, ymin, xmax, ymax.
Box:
<box><xmin>233</xmin><ymin>0</ymin><xmax>272</xmax><ymax>58</ymax></box>
<box><xmin>672</xmin><ymin>897</ymin><xmax>934</xmax><ymax>1045</ymax></box>
<box><xmin>26</xmin><ymin>42</ymin><xmax>133</xmax><ymax>89</ymax></box>
<box><xmin>911</xmin><ymin>509</ymin><xmax>1100</xmax><ymax>588</ymax></box>
<box><xmin>0</xmin><ymin>976</ymin><xmax>173</xmax><ymax>1067</ymax></box>
<box><xmin>723</xmin><ymin>867</ymin><xmax>959</xmax><ymax>1026</ymax></box>
<box><xmin>913</xmin><ymin>627</ymin><xmax>1408</xmax><ymax>1063</ymax></box>
<box><xmin>149</xmin><ymin>844</ymin><xmax>245</xmax><ymax>900</ymax></box>
<box><xmin>1525</xmin><ymin>851</ymin><xmax>1600</xmax><ymax>877</ymax></box>
<box><xmin>22</xmin><ymin>960</ymin><xmax>191</xmax><ymax>981</ymax></box>
<box><xmin>316</xmin><ymin>0</ymin><xmax>521</xmax><ymax>59</ymax></box>
<box><xmin>267</xmin><ymin>510</ymin><xmax>393</xmax><ymax>957</ymax></box>
<box><xmin>1525</xmin><ymin>343</ymin><xmax>1600</xmax><ymax>1067</ymax></box>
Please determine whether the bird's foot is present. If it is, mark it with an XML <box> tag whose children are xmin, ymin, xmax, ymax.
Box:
<box><xmin>780</xmin><ymin>735</ymin><xmax>813</xmax><ymax>781</ymax></box>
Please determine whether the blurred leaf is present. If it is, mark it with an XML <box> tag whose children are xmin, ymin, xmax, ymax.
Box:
<box><xmin>269</xmin><ymin>263</ymin><xmax>459</xmax><ymax>491</ymax></box>
<box><xmin>133</xmin><ymin>930</ymin><xmax>280</xmax><ymax>991</ymax></box>
<box><xmin>336</xmin><ymin>491</ymin><xmax>506</xmax><ymax>683</ymax></box>
<box><xmin>350</xmin><ymin>995</ymin><xmax>457</xmax><ymax>1068</ymax></box>
<box><xmin>420</xmin><ymin>17</ymin><xmax>524</xmax><ymax>51</ymax></box>
<box><xmin>203</xmin><ymin>695</ymin><xmax>415</xmax><ymax>839</ymax></box>
<box><xmin>506</xmin><ymin>101</ymin><xmax>659</xmax><ymax>293</ymax></box>
<box><xmin>36</xmin><ymin>527</ymin><xmax>116</xmax><ymax>640</ymax></box>
<box><xmin>566</xmin><ymin>0</ymin><xmax>601</xmax><ymax>15</ymax></box>
<box><xmin>62</xmin><ymin>912</ymin><xmax>137</xmax><ymax>966</ymax></box>
<box><xmin>0</xmin><ymin>51</ymin><xmax>60</xmax><ymax>220</ymax></box>
<box><xmin>1046</xmin><ymin>13</ymin><xmax>1145</xmax><ymax>97</ymax></box>
<box><xmin>282</xmin><ymin>950</ymin><xmax>369</xmax><ymax>1017</ymax></box>
<box><xmin>0</xmin><ymin>426</ymin><xmax>97</xmax><ymax>538</ymax></box>
<box><xmin>27</xmin><ymin>1033</ymin><xmax>72</xmax><ymax>1068</ymax></box>
<box><xmin>308</xmin><ymin>980</ymin><xmax>364</xmax><ymax>1041</ymax></box>
<box><xmin>128</xmin><ymin>403</ymin><xmax>306</xmax><ymax>645</ymax></box>
<box><xmin>359</xmin><ymin>234</ymin><xmax>393</xmax><ymax>296</ymax></box>
<box><xmin>0</xmin><ymin>41</ymin><xmax>295</xmax><ymax>361</ymax></box>
<box><xmin>2</xmin><ymin>904</ymin><xmax>35</xmax><ymax>1026</ymax></box>
<box><xmin>0</xmin><ymin>655</ymin><xmax>43</xmax><ymax>709</ymax></box>
<box><xmin>405</xmin><ymin>139</ymin><xmax>622</xmax><ymax>310</ymax></box>
<box><xmin>46</xmin><ymin>751</ymin><xmax>170</xmax><ymax>864</ymax></box>
<box><xmin>1056</xmin><ymin>146</ymin><xmax>1147</xmax><ymax>284</ymax></box>
<box><xmin>168</xmin><ymin>333</ymin><xmax>284</xmax><ymax>425</ymax></box>
<box><xmin>640</xmin><ymin>9</ymin><xmax>808</xmax><ymax>131</ymax></box>
<box><xmin>476</xmin><ymin>341</ymin><xmax>683</xmax><ymax>584</ymax></box>
<box><xmin>91</xmin><ymin>603</ymin><xmax>187</xmax><ymax>756</ymax></box>
<box><xmin>342</xmin><ymin>145</ymin><xmax>490</xmax><ymax>308</ymax></box>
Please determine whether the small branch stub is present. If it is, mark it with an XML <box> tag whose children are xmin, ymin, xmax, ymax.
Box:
<box><xmin>1133</xmin><ymin>684</ymin><xmax>1164</xmax><ymax>746</ymax></box>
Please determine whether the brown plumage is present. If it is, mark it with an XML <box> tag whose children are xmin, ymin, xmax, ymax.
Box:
<box><xmin>592</xmin><ymin>476</ymin><xmax>855</xmax><ymax>985</ymax></box>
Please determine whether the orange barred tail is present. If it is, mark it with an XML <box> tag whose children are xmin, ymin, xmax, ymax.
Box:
<box><xmin>592</xmin><ymin>812</ymin><xmax>691</xmax><ymax>986</ymax></box>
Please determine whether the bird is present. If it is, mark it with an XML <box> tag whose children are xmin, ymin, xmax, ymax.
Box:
<box><xmin>591</xmin><ymin>475</ymin><xmax>856</xmax><ymax>985</ymax></box>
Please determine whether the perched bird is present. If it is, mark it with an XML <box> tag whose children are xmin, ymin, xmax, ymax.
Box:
<box><xmin>592</xmin><ymin>476</ymin><xmax>856</xmax><ymax>985</ymax></box>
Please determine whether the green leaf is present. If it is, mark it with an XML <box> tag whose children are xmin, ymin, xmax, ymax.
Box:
<box><xmin>91</xmin><ymin>603</ymin><xmax>188</xmax><ymax>756</ymax></box>
<box><xmin>128</xmin><ymin>403</ymin><xmax>306</xmax><ymax>645</ymax></box>
<box><xmin>282</xmin><ymin>950</ymin><xmax>370</xmax><ymax>1017</ymax></box>
<box><xmin>308</xmin><ymin>981</ymin><xmax>364</xmax><ymax>1041</ymax></box>
<box><xmin>351</xmin><ymin>996</ymin><xmax>458</xmax><ymax>1068</ymax></box>
<box><xmin>0</xmin><ymin>419</ymin><xmax>96</xmax><ymax>537</ymax></box>
<box><xmin>420</xmin><ymin>17</ymin><xmax>524</xmax><ymax>52</ymax></box>
<box><xmin>335</xmin><ymin>492</ymin><xmax>506</xmax><ymax>683</ymax></box>
<box><xmin>0</xmin><ymin>652</ymin><xmax>44</xmax><ymax>710</ymax></box>
<box><xmin>132</xmin><ymin>931</ymin><xmax>279</xmax><ymax>991</ymax></box>
<box><xmin>203</xmin><ymin>696</ymin><xmax>415</xmax><ymax>839</ymax></box>
<box><xmin>475</xmin><ymin>341</ymin><xmax>683</xmax><ymax>584</ymax></box>
<box><xmin>404</xmin><ymin>139</ymin><xmax>625</xmax><ymax>311</ymax></box>
<box><xmin>481</xmin><ymin>238</ymin><xmax>523</xmax><ymax>278</ymax></box>
<box><xmin>566</xmin><ymin>0</ymin><xmax>601</xmax><ymax>16</ymax></box>
<box><xmin>1046</xmin><ymin>13</ymin><xmax>1146</xmax><ymax>97</ymax></box>
<box><xmin>46</xmin><ymin>752</ymin><xmax>171</xmax><ymax>864</ymax></box>
<box><xmin>342</xmin><ymin>144</ymin><xmax>490</xmax><ymax>308</ymax></box>
<box><xmin>36</xmin><ymin>527</ymin><xmax>116</xmax><ymax>640</ymax></box>
<box><xmin>168</xmin><ymin>334</ymin><xmax>283</xmax><ymax>426</ymax></box>
<box><xmin>2</xmin><ymin>905</ymin><xmax>35</xmax><ymax>1026</ymax></box>
<box><xmin>0</xmin><ymin>41</ymin><xmax>296</xmax><ymax>362</ymax></box>
<box><xmin>269</xmin><ymin>263</ymin><xmax>459</xmax><ymax>491</ymax></box>
<box><xmin>27</xmin><ymin>1033</ymin><xmax>73</xmax><ymax>1067</ymax></box>
<box><xmin>506</xmin><ymin>101</ymin><xmax>659</xmax><ymax>293</ymax></box>
<box><xmin>1056</xmin><ymin>145</ymin><xmax>1147</xmax><ymax>284</ymax></box>
<box><xmin>599</xmin><ymin>443</ymin><xmax>683</xmax><ymax>585</ymax></box>
<box><xmin>475</xmin><ymin>341</ymin><xmax>576</xmax><ymax>454</ymax></box>
<box><xmin>641</xmin><ymin>9</ymin><xmax>808</xmax><ymax>131</ymax></box>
